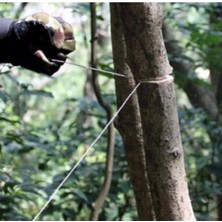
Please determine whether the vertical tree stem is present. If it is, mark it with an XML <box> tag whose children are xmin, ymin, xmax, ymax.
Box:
<box><xmin>117</xmin><ymin>3</ymin><xmax>196</xmax><ymax>220</ymax></box>
<box><xmin>89</xmin><ymin>3</ymin><xmax>115</xmax><ymax>221</ymax></box>
<box><xmin>110</xmin><ymin>3</ymin><xmax>155</xmax><ymax>220</ymax></box>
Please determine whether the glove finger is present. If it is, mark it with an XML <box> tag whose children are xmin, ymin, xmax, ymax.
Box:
<box><xmin>9</xmin><ymin>12</ymin><xmax>75</xmax><ymax>75</ymax></box>
<box><xmin>12</xmin><ymin>19</ymin><xmax>59</xmax><ymax>60</ymax></box>
<box><xmin>54</xmin><ymin>16</ymin><xmax>76</xmax><ymax>53</ymax></box>
<box><xmin>20</xmin><ymin>53</ymin><xmax>60</xmax><ymax>76</ymax></box>
<box><xmin>24</xmin><ymin>12</ymin><xmax>75</xmax><ymax>57</ymax></box>
<box><xmin>24</xmin><ymin>12</ymin><xmax>65</xmax><ymax>50</ymax></box>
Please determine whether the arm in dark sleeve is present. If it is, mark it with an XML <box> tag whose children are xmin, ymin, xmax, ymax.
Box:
<box><xmin>0</xmin><ymin>18</ymin><xmax>14</xmax><ymax>63</ymax></box>
<box><xmin>0</xmin><ymin>18</ymin><xmax>14</xmax><ymax>40</ymax></box>
<box><xmin>0</xmin><ymin>14</ymin><xmax>75</xmax><ymax>75</ymax></box>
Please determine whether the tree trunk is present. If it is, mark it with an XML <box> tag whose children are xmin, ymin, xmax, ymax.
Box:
<box><xmin>114</xmin><ymin>3</ymin><xmax>196</xmax><ymax>220</ymax></box>
<box><xmin>110</xmin><ymin>4</ymin><xmax>155</xmax><ymax>220</ymax></box>
<box><xmin>208</xmin><ymin>5</ymin><xmax>222</xmax><ymax>220</ymax></box>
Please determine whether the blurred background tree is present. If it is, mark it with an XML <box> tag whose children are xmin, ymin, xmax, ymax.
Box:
<box><xmin>0</xmin><ymin>2</ymin><xmax>222</xmax><ymax>220</ymax></box>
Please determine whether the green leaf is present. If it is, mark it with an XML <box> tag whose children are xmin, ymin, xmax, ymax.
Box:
<box><xmin>96</xmin><ymin>15</ymin><xmax>104</xmax><ymax>21</ymax></box>
<box><xmin>0</xmin><ymin>100</ymin><xmax>6</xmax><ymax>113</ymax></box>
<box><xmin>0</xmin><ymin>116</ymin><xmax>20</xmax><ymax>124</ymax></box>
<box><xmin>20</xmin><ymin>90</ymin><xmax>54</xmax><ymax>98</ymax></box>
<box><xmin>6</xmin><ymin>132</ymin><xmax>23</xmax><ymax>145</ymax></box>
<box><xmin>72</xmin><ymin>188</ymin><xmax>88</xmax><ymax>202</ymax></box>
<box><xmin>0</xmin><ymin>91</ymin><xmax>9</xmax><ymax>103</ymax></box>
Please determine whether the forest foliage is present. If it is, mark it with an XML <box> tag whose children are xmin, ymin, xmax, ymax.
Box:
<box><xmin>0</xmin><ymin>2</ymin><xmax>222</xmax><ymax>220</ymax></box>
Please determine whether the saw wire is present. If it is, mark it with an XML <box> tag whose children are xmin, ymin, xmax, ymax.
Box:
<box><xmin>32</xmin><ymin>82</ymin><xmax>141</xmax><ymax>221</ymax></box>
<box><xmin>51</xmin><ymin>58</ymin><xmax>127</xmax><ymax>78</ymax></box>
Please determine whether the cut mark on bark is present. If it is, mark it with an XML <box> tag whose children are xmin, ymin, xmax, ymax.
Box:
<box><xmin>138</xmin><ymin>74</ymin><xmax>173</xmax><ymax>84</ymax></box>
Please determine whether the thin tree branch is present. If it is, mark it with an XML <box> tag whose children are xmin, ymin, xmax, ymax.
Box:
<box><xmin>14</xmin><ymin>2</ymin><xmax>28</xmax><ymax>19</ymax></box>
<box><xmin>89</xmin><ymin>3</ymin><xmax>115</xmax><ymax>221</ymax></box>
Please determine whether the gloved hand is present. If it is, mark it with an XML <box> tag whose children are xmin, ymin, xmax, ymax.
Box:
<box><xmin>0</xmin><ymin>12</ymin><xmax>75</xmax><ymax>75</ymax></box>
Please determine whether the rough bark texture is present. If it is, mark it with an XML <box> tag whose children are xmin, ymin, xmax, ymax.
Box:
<box><xmin>110</xmin><ymin>4</ymin><xmax>155</xmax><ymax>220</ymax></box>
<box><xmin>209</xmin><ymin>5</ymin><xmax>222</xmax><ymax>220</ymax></box>
<box><xmin>164</xmin><ymin>7</ymin><xmax>222</xmax><ymax>220</ymax></box>
<box><xmin>117</xmin><ymin>3</ymin><xmax>196</xmax><ymax>220</ymax></box>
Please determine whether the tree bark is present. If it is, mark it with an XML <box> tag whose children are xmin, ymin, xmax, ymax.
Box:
<box><xmin>110</xmin><ymin>4</ymin><xmax>155</xmax><ymax>220</ymax></box>
<box><xmin>208</xmin><ymin>5</ymin><xmax>222</xmax><ymax>220</ymax></box>
<box><xmin>116</xmin><ymin>3</ymin><xmax>196</xmax><ymax>220</ymax></box>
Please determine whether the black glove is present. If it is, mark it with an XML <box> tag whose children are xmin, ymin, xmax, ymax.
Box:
<box><xmin>0</xmin><ymin>12</ymin><xmax>75</xmax><ymax>76</ymax></box>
